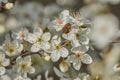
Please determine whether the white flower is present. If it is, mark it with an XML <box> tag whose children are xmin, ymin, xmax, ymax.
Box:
<box><xmin>27</xmin><ymin>27</ymin><xmax>51</xmax><ymax>52</ymax></box>
<box><xmin>50</xmin><ymin>35</ymin><xmax>69</xmax><ymax>62</ymax></box>
<box><xmin>2</xmin><ymin>40</ymin><xmax>23</xmax><ymax>57</ymax></box>
<box><xmin>12</xmin><ymin>28</ymin><xmax>28</xmax><ymax>41</ymax></box>
<box><xmin>0</xmin><ymin>53</ymin><xmax>10</xmax><ymax>75</ymax></box>
<box><xmin>14</xmin><ymin>76</ymin><xmax>31</xmax><ymax>80</ymax></box>
<box><xmin>52</xmin><ymin>10</ymin><xmax>70</xmax><ymax>31</ymax></box>
<box><xmin>67</xmin><ymin>46</ymin><xmax>92</xmax><ymax>71</ymax></box>
<box><xmin>62</xmin><ymin>28</ymin><xmax>90</xmax><ymax>46</ymax></box>
<box><xmin>15</xmin><ymin>56</ymin><xmax>35</xmax><ymax>74</ymax></box>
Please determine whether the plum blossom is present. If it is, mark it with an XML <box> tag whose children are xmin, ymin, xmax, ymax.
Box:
<box><xmin>50</xmin><ymin>35</ymin><xmax>69</xmax><ymax>62</ymax></box>
<box><xmin>12</xmin><ymin>28</ymin><xmax>28</xmax><ymax>41</ymax></box>
<box><xmin>52</xmin><ymin>10</ymin><xmax>70</xmax><ymax>31</ymax></box>
<box><xmin>26</xmin><ymin>27</ymin><xmax>51</xmax><ymax>52</ymax></box>
<box><xmin>14</xmin><ymin>56</ymin><xmax>35</xmax><ymax>75</ymax></box>
<box><xmin>2</xmin><ymin>40</ymin><xmax>23</xmax><ymax>57</ymax></box>
<box><xmin>67</xmin><ymin>45</ymin><xmax>92</xmax><ymax>70</ymax></box>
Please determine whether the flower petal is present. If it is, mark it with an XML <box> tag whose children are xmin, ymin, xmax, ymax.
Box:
<box><xmin>24</xmin><ymin>56</ymin><xmax>31</xmax><ymax>66</ymax></box>
<box><xmin>2</xmin><ymin>59</ymin><xmax>10</xmax><ymax>67</ymax></box>
<box><xmin>51</xmin><ymin>51</ymin><xmax>60</xmax><ymax>62</ymax></box>
<box><xmin>33</xmin><ymin>27</ymin><xmax>43</xmax><ymax>36</ymax></box>
<box><xmin>60</xmin><ymin>47</ymin><xmax>69</xmax><ymax>58</ymax></box>
<box><xmin>73</xmin><ymin>60</ymin><xmax>81</xmax><ymax>71</ymax></box>
<box><xmin>71</xmin><ymin>39</ymin><xmax>81</xmax><ymax>47</ymax></box>
<box><xmin>0</xmin><ymin>67</ymin><xmax>6</xmax><ymax>75</ymax></box>
<box><xmin>41</xmin><ymin>42</ymin><xmax>50</xmax><ymax>50</ymax></box>
<box><xmin>0</xmin><ymin>53</ymin><xmax>5</xmax><ymax>60</ymax></box>
<box><xmin>42</xmin><ymin>32</ymin><xmax>51</xmax><ymax>41</ymax></box>
<box><xmin>81</xmin><ymin>54</ymin><xmax>93</xmax><ymax>64</ymax></box>
<box><xmin>31</xmin><ymin>43</ymin><xmax>41</xmax><ymax>52</ymax></box>
<box><xmin>27</xmin><ymin>66</ymin><xmax>35</xmax><ymax>74</ymax></box>
<box><xmin>60</xmin><ymin>10</ymin><xmax>69</xmax><ymax>20</ymax></box>
<box><xmin>79</xmin><ymin>36</ymin><xmax>89</xmax><ymax>45</ymax></box>
<box><xmin>71</xmin><ymin>45</ymin><xmax>89</xmax><ymax>53</ymax></box>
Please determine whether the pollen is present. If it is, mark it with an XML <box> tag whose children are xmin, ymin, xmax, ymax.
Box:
<box><xmin>76</xmin><ymin>53</ymin><xmax>81</xmax><ymax>58</ymax></box>
<box><xmin>37</xmin><ymin>37</ymin><xmax>42</xmax><ymax>42</ymax></box>
<box><xmin>20</xmin><ymin>33</ymin><xmax>26</xmax><ymax>38</ymax></box>
<box><xmin>57</xmin><ymin>19</ymin><xmax>63</xmax><ymax>24</ymax></box>
<box><xmin>9</xmin><ymin>48</ymin><xmax>14</xmax><ymax>54</ymax></box>
<box><xmin>56</xmin><ymin>45</ymin><xmax>61</xmax><ymax>50</ymax></box>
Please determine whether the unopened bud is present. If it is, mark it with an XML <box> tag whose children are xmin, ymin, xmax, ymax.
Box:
<box><xmin>5</xmin><ymin>2</ymin><xmax>14</xmax><ymax>10</ymax></box>
<box><xmin>44</xmin><ymin>55</ymin><xmax>51</xmax><ymax>61</ymax></box>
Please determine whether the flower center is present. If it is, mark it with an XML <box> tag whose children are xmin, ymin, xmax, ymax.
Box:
<box><xmin>20</xmin><ymin>33</ymin><xmax>26</xmax><ymax>38</ymax></box>
<box><xmin>37</xmin><ymin>37</ymin><xmax>42</xmax><ymax>42</ymax></box>
<box><xmin>76</xmin><ymin>53</ymin><xmax>81</xmax><ymax>58</ymax></box>
<box><xmin>21</xmin><ymin>63</ymin><xmax>27</xmax><ymax>70</ymax></box>
<box><xmin>116</xmin><ymin>64</ymin><xmax>120</xmax><ymax>68</ymax></box>
<box><xmin>9</xmin><ymin>48</ymin><xmax>14</xmax><ymax>54</ymax></box>
<box><xmin>75</xmin><ymin>33</ymin><xmax>80</xmax><ymax>39</ymax></box>
<box><xmin>56</xmin><ymin>45</ymin><xmax>61</xmax><ymax>50</ymax></box>
<box><xmin>57</xmin><ymin>19</ymin><xmax>63</xmax><ymax>24</ymax></box>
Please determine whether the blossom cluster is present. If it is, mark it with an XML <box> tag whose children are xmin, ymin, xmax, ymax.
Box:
<box><xmin>0</xmin><ymin>10</ymin><xmax>93</xmax><ymax>80</ymax></box>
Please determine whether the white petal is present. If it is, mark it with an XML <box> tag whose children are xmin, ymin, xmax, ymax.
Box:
<box><xmin>71</xmin><ymin>39</ymin><xmax>81</xmax><ymax>47</ymax></box>
<box><xmin>31</xmin><ymin>43</ymin><xmax>41</xmax><ymax>52</ymax></box>
<box><xmin>24</xmin><ymin>56</ymin><xmax>31</xmax><ymax>66</ymax></box>
<box><xmin>0</xmin><ymin>67</ymin><xmax>6</xmax><ymax>75</ymax></box>
<box><xmin>26</xmin><ymin>33</ymin><xmax>37</xmax><ymax>43</ymax></box>
<box><xmin>52</xmin><ymin>35</ymin><xmax>61</xmax><ymax>45</ymax></box>
<box><xmin>2</xmin><ymin>59</ymin><xmax>10</xmax><ymax>66</ymax></box>
<box><xmin>42</xmin><ymin>32</ymin><xmax>51</xmax><ymax>41</ymax></box>
<box><xmin>66</xmin><ymin>55</ymin><xmax>75</xmax><ymax>63</ymax></box>
<box><xmin>81</xmin><ymin>54</ymin><xmax>93</xmax><ymax>64</ymax></box>
<box><xmin>71</xmin><ymin>45</ymin><xmax>89</xmax><ymax>53</ymax></box>
<box><xmin>80</xmin><ymin>36</ymin><xmax>89</xmax><ymax>45</ymax></box>
<box><xmin>51</xmin><ymin>51</ymin><xmax>60</xmax><ymax>62</ymax></box>
<box><xmin>60</xmin><ymin>47</ymin><xmax>69</xmax><ymax>58</ymax></box>
<box><xmin>73</xmin><ymin>60</ymin><xmax>81</xmax><ymax>71</ymax></box>
<box><xmin>16</xmin><ymin>56</ymin><xmax>22</xmax><ymax>63</ymax></box>
<box><xmin>27</xmin><ymin>66</ymin><xmax>35</xmax><ymax>74</ymax></box>
<box><xmin>17</xmin><ymin>44</ymin><xmax>23</xmax><ymax>52</ymax></box>
<box><xmin>41</xmin><ymin>42</ymin><xmax>50</xmax><ymax>50</ymax></box>
<box><xmin>33</xmin><ymin>27</ymin><xmax>43</xmax><ymax>36</ymax></box>
<box><xmin>60</xmin><ymin>10</ymin><xmax>69</xmax><ymax>20</ymax></box>
<box><xmin>0</xmin><ymin>53</ymin><xmax>5</xmax><ymax>60</ymax></box>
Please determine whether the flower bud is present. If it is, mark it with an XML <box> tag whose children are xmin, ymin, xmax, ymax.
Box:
<box><xmin>59</xmin><ymin>60</ymin><xmax>69</xmax><ymax>72</ymax></box>
<box><xmin>5</xmin><ymin>3</ymin><xmax>14</xmax><ymax>10</ymax></box>
<box><xmin>44</xmin><ymin>55</ymin><xmax>51</xmax><ymax>61</ymax></box>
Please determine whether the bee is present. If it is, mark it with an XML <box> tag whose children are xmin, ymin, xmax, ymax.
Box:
<box><xmin>62</xmin><ymin>23</ymin><xmax>72</xmax><ymax>34</ymax></box>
